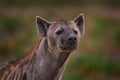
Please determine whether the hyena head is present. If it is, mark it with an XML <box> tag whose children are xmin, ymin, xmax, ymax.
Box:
<box><xmin>36</xmin><ymin>14</ymin><xmax>85</xmax><ymax>52</ymax></box>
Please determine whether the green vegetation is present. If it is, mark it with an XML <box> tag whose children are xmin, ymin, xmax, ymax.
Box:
<box><xmin>0</xmin><ymin>0</ymin><xmax>120</xmax><ymax>8</ymax></box>
<box><xmin>62</xmin><ymin>55</ymin><xmax>120</xmax><ymax>80</ymax></box>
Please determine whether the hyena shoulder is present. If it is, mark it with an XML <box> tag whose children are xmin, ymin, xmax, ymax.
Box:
<box><xmin>0</xmin><ymin>37</ymin><xmax>42</xmax><ymax>79</ymax></box>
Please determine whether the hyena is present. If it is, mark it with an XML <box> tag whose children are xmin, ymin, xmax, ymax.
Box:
<box><xmin>0</xmin><ymin>13</ymin><xmax>85</xmax><ymax>80</ymax></box>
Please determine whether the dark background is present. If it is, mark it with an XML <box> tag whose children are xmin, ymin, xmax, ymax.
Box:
<box><xmin>0</xmin><ymin>0</ymin><xmax>120</xmax><ymax>80</ymax></box>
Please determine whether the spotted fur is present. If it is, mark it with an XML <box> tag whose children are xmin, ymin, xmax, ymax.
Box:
<box><xmin>0</xmin><ymin>38</ymin><xmax>42</xmax><ymax>80</ymax></box>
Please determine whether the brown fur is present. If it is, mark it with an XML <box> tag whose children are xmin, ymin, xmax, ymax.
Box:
<box><xmin>0</xmin><ymin>37</ymin><xmax>42</xmax><ymax>80</ymax></box>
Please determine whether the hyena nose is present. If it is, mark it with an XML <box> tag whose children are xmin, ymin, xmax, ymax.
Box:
<box><xmin>67</xmin><ymin>35</ymin><xmax>77</xmax><ymax>43</ymax></box>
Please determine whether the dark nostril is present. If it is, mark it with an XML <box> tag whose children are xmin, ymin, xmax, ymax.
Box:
<box><xmin>74</xmin><ymin>37</ymin><xmax>77</xmax><ymax>41</ymax></box>
<box><xmin>68</xmin><ymin>37</ymin><xmax>72</xmax><ymax>41</ymax></box>
<box><xmin>68</xmin><ymin>36</ymin><xmax>77</xmax><ymax>42</ymax></box>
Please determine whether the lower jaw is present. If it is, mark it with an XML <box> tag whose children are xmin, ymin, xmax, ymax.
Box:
<box><xmin>59</xmin><ymin>47</ymin><xmax>77</xmax><ymax>52</ymax></box>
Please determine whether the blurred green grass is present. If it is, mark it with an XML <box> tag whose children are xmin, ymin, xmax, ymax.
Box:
<box><xmin>0</xmin><ymin>0</ymin><xmax>120</xmax><ymax>8</ymax></box>
<box><xmin>63</xmin><ymin>55</ymin><xmax>120</xmax><ymax>80</ymax></box>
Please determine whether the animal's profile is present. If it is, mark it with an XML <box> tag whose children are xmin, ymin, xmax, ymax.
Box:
<box><xmin>0</xmin><ymin>13</ymin><xmax>85</xmax><ymax>80</ymax></box>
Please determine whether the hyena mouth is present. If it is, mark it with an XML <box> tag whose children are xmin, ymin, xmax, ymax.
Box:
<box><xmin>59</xmin><ymin>46</ymin><xmax>77</xmax><ymax>52</ymax></box>
<box><xmin>59</xmin><ymin>43</ymin><xmax>77</xmax><ymax>52</ymax></box>
<box><xmin>59</xmin><ymin>39</ymin><xmax>78</xmax><ymax>52</ymax></box>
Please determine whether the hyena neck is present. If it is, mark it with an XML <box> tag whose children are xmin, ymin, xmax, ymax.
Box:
<box><xmin>34</xmin><ymin>38</ymin><xmax>71</xmax><ymax>80</ymax></box>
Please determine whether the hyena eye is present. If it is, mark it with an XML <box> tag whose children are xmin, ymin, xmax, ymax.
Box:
<box><xmin>73</xmin><ymin>29</ymin><xmax>78</xmax><ymax>35</ymax></box>
<box><xmin>55</xmin><ymin>29</ymin><xmax>64</xmax><ymax>35</ymax></box>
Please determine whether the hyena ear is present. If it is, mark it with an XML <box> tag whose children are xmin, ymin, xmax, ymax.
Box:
<box><xmin>73</xmin><ymin>13</ymin><xmax>85</xmax><ymax>35</ymax></box>
<box><xmin>36</xmin><ymin>16</ymin><xmax>51</xmax><ymax>37</ymax></box>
